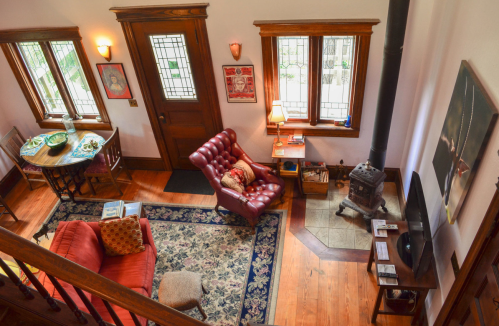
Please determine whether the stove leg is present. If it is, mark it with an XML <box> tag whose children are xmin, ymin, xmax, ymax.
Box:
<box><xmin>335</xmin><ymin>202</ymin><xmax>345</xmax><ymax>216</ymax></box>
<box><xmin>363</xmin><ymin>215</ymin><xmax>372</xmax><ymax>233</ymax></box>
<box><xmin>381</xmin><ymin>198</ymin><xmax>388</xmax><ymax>212</ymax></box>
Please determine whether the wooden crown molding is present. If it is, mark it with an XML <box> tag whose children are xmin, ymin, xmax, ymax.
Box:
<box><xmin>0</xmin><ymin>27</ymin><xmax>81</xmax><ymax>43</ymax></box>
<box><xmin>253</xmin><ymin>19</ymin><xmax>380</xmax><ymax>36</ymax></box>
<box><xmin>110</xmin><ymin>3</ymin><xmax>209</xmax><ymax>22</ymax></box>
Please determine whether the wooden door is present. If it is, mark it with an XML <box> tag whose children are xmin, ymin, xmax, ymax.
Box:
<box><xmin>442</xmin><ymin>189</ymin><xmax>499</xmax><ymax>325</ymax></box>
<box><xmin>126</xmin><ymin>13</ymin><xmax>222</xmax><ymax>170</ymax></box>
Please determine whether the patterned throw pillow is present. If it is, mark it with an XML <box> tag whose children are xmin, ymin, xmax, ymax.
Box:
<box><xmin>220</xmin><ymin>160</ymin><xmax>256</xmax><ymax>193</ymax></box>
<box><xmin>98</xmin><ymin>215</ymin><xmax>145</xmax><ymax>256</ymax></box>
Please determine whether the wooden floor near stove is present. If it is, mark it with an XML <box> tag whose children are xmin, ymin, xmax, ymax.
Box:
<box><xmin>0</xmin><ymin>170</ymin><xmax>412</xmax><ymax>326</ymax></box>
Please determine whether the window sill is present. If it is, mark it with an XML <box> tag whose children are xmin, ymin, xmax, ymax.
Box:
<box><xmin>267</xmin><ymin>122</ymin><xmax>359</xmax><ymax>138</ymax></box>
<box><xmin>38</xmin><ymin>118</ymin><xmax>113</xmax><ymax>131</ymax></box>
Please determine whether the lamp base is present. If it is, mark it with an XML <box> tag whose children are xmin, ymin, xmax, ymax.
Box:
<box><xmin>275</xmin><ymin>140</ymin><xmax>283</xmax><ymax>146</ymax></box>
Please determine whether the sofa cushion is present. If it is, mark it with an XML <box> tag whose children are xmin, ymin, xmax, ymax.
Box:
<box><xmin>91</xmin><ymin>287</ymin><xmax>148</xmax><ymax>326</ymax></box>
<box><xmin>50</xmin><ymin>220</ymin><xmax>104</xmax><ymax>273</ymax></box>
<box><xmin>38</xmin><ymin>220</ymin><xmax>105</xmax><ymax>314</ymax></box>
<box><xmin>99</xmin><ymin>215</ymin><xmax>145</xmax><ymax>256</ymax></box>
<box><xmin>99</xmin><ymin>244</ymin><xmax>156</xmax><ymax>295</ymax></box>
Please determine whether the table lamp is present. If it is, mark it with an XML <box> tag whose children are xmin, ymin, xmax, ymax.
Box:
<box><xmin>269</xmin><ymin>100</ymin><xmax>288</xmax><ymax>146</ymax></box>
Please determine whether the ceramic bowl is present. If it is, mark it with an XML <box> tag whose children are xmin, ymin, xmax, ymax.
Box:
<box><xmin>45</xmin><ymin>132</ymin><xmax>68</xmax><ymax>150</ymax></box>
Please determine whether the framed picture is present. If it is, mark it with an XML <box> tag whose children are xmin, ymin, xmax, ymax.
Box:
<box><xmin>432</xmin><ymin>61</ymin><xmax>498</xmax><ymax>224</ymax></box>
<box><xmin>222</xmin><ymin>65</ymin><xmax>256</xmax><ymax>103</ymax></box>
<box><xmin>96</xmin><ymin>63</ymin><xmax>133</xmax><ymax>99</ymax></box>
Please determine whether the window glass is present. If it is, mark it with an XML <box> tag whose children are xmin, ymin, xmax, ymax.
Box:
<box><xmin>18</xmin><ymin>42</ymin><xmax>68</xmax><ymax>114</ymax></box>
<box><xmin>278</xmin><ymin>36</ymin><xmax>309</xmax><ymax>119</ymax></box>
<box><xmin>149</xmin><ymin>34</ymin><xmax>197</xmax><ymax>99</ymax></box>
<box><xmin>320</xmin><ymin>36</ymin><xmax>355</xmax><ymax>120</ymax></box>
<box><xmin>50</xmin><ymin>41</ymin><xmax>98</xmax><ymax>115</ymax></box>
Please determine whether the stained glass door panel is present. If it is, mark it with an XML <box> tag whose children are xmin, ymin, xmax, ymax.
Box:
<box><xmin>149</xmin><ymin>34</ymin><xmax>197</xmax><ymax>100</ymax></box>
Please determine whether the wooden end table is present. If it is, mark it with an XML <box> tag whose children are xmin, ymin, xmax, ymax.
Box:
<box><xmin>271</xmin><ymin>138</ymin><xmax>306</xmax><ymax>195</ymax></box>
<box><xmin>367</xmin><ymin>220</ymin><xmax>437</xmax><ymax>324</ymax></box>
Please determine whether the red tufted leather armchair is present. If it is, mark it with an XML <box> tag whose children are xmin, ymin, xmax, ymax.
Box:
<box><xmin>189</xmin><ymin>129</ymin><xmax>285</xmax><ymax>233</ymax></box>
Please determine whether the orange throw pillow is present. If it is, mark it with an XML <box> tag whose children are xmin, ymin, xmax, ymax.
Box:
<box><xmin>98</xmin><ymin>215</ymin><xmax>145</xmax><ymax>256</ymax></box>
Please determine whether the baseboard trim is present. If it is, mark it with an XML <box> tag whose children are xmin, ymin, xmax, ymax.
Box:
<box><xmin>0</xmin><ymin>167</ymin><xmax>22</xmax><ymax>198</ymax></box>
<box><xmin>123</xmin><ymin>157</ymin><xmax>165</xmax><ymax>171</ymax></box>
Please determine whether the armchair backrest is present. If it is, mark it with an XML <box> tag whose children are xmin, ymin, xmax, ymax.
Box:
<box><xmin>189</xmin><ymin>129</ymin><xmax>247</xmax><ymax>190</ymax></box>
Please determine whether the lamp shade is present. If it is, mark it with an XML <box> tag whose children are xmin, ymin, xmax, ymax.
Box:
<box><xmin>269</xmin><ymin>100</ymin><xmax>288</xmax><ymax>124</ymax></box>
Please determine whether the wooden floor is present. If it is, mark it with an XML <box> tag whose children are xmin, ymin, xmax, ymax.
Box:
<box><xmin>0</xmin><ymin>170</ymin><xmax>412</xmax><ymax>326</ymax></box>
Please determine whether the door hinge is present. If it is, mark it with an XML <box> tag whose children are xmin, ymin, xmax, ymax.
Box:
<box><xmin>195</xmin><ymin>29</ymin><xmax>199</xmax><ymax>44</ymax></box>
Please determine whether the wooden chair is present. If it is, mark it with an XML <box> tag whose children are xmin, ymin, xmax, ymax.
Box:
<box><xmin>0</xmin><ymin>195</ymin><xmax>18</xmax><ymax>222</ymax></box>
<box><xmin>0</xmin><ymin>126</ymin><xmax>47</xmax><ymax>191</ymax></box>
<box><xmin>84</xmin><ymin>128</ymin><xmax>132</xmax><ymax>196</ymax></box>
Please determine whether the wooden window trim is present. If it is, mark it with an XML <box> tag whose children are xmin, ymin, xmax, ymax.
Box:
<box><xmin>0</xmin><ymin>27</ymin><xmax>112</xmax><ymax>131</ymax></box>
<box><xmin>254</xmin><ymin>19</ymin><xmax>379</xmax><ymax>138</ymax></box>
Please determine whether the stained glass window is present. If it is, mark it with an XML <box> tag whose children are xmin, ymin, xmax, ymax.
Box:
<box><xmin>320</xmin><ymin>36</ymin><xmax>355</xmax><ymax>120</ymax></box>
<box><xmin>18</xmin><ymin>42</ymin><xmax>68</xmax><ymax>114</ymax></box>
<box><xmin>149</xmin><ymin>34</ymin><xmax>197</xmax><ymax>100</ymax></box>
<box><xmin>50</xmin><ymin>41</ymin><xmax>99</xmax><ymax>115</ymax></box>
<box><xmin>278</xmin><ymin>36</ymin><xmax>309</xmax><ymax>119</ymax></box>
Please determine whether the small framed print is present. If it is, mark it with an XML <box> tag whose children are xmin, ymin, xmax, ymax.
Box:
<box><xmin>96</xmin><ymin>63</ymin><xmax>133</xmax><ymax>99</ymax></box>
<box><xmin>222</xmin><ymin>65</ymin><xmax>257</xmax><ymax>103</ymax></box>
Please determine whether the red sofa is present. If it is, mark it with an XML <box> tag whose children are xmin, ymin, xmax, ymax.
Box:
<box><xmin>38</xmin><ymin>219</ymin><xmax>157</xmax><ymax>326</ymax></box>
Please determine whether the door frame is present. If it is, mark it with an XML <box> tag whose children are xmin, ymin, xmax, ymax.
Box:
<box><xmin>434</xmin><ymin>180</ymin><xmax>499</xmax><ymax>325</ymax></box>
<box><xmin>111</xmin><ymin>4</ymin><xmax>224</xmax><ymax>171</ymax></box>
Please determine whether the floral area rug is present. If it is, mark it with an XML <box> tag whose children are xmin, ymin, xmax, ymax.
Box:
<box><xmin>42</xmin><ymin>199</ymin><xmax>287</xmax><ymax>326</ymax></box>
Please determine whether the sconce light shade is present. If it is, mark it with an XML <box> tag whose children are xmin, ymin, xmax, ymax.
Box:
<box><xmin>229</xmin><ymin>43</ymin><xmax>241</xmax><ymax>61</ymax></box>
<box><xmin>97</xmin><ymin>45</ymin><xmax>111</xmax><ymax>62</ymax></box>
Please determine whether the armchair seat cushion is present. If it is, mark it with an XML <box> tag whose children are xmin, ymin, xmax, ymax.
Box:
<box><xmin>85</xmin><ymin>153</ymin><xmax>107</xmax><ymax>174</ymax></box>
<box><xmin>243</xmin><ymin>181</ymin><xmax>282</xmax><ymax>215</ymax></box>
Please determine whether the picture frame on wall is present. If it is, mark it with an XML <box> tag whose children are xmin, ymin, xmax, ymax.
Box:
<box><xmin>96</xmin><ymin>63</ymin><xmax>133</xmax><ymax>99</ymax></box>
<box><xmin>222</xmin><ymin>65</ymin><xmax>257</xmax><ymax>103</ymax></box>
<box><xmin>432</xmin><ymin>60</ymin><xmax>498</xmax><ymax>224</ymax></box>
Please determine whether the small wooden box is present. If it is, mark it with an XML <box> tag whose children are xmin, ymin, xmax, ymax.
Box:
<box><xmin>302</xmin><ymin>169</ymin><xmax>329</xmax><ymax>195</ymax></box>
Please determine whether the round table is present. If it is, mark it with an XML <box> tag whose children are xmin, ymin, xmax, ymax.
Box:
<box><xmin>22</xmin><ymin>130</ymin><xmax>105</xmax><ymax>202</ymax></box>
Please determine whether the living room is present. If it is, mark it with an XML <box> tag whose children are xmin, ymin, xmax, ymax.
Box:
<box><xmin>0</xmin><ymin>0</ymin><xmax>498</xmax><ymax>326</ymax></box>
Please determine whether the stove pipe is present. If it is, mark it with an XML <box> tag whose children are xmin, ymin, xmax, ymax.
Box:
<box><xmin>368</xmin><ymin>0</ymin><xmax>410</xmax><ymax>170</ymax></box>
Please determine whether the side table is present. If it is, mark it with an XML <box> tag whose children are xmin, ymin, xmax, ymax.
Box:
<box><xmin>271</xmin><ymin>138</ymin><xmax>306</xmax><ymax>195</ymax></box>
<box><xmin>367</xmin><ymin>220</ymin><xmax>436</xmax><ymax>325</ymax></box>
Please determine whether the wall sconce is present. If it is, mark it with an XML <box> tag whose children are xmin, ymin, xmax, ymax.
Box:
<box><xmin>229</xmin><ymin>43</ymin><xmax>241</xmax><ymax>61</ymax></box>
<box><xmin>97</xmin><ymin>45</ymin><xmax>111</xmax><ymax>62</ymax></box>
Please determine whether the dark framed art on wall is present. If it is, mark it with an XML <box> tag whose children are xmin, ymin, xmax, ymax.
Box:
<box><xmin>96</xmin><ymin>63</ymin><xmax>133</xmax><ymax>99</ymax></box>
<box><xmin>222</xmin><ymin>65</ymin><xmax>257</xmax><ymax>103</ymax></box>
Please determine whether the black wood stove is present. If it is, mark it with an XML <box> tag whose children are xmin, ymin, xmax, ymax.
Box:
<box><xmin>336</xmin><ymin>161</ymin><xmax>388</xmax><ymax>232</ymax></box>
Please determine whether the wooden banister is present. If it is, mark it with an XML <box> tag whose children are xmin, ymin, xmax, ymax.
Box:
<box><xmin>0</xmin><ymin>227</ymin><xmax>207</xmax><ymax>326</ymax></box>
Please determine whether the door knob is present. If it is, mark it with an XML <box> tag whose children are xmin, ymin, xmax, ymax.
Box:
<box><xmin>159</xmin><ymin>114</ymin><xmax>166</xmax><ymax>123</ymax></box>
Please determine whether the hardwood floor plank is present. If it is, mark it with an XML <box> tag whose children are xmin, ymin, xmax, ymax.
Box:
<box><xmin>0</xmin><ymin>171</ymin><xmax>415</xmax><ymax>326</ymax></box>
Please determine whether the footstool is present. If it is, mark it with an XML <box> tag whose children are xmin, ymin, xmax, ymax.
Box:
<box><xmin>158</xmin><ymin>271</ymin><xmax>208</xmax><ymax>321</ymax></box>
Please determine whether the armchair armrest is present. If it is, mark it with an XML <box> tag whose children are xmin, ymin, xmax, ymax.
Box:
<box><xmin>139</xmin><ymin>218</ymin><xmax>157</xmax><ymax>258</ymax></box>
<box><xmin>220</xmin><ymin>187</ymin><xmax>249</xmax><ymax>205</ymax></box>
<box><xmin>249</xmin><ymin>162</ymin><xmax>285</xmax><ymax>187</ymax></box>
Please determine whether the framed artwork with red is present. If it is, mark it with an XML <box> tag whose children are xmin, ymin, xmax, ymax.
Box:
<box><xmin>96</xmin><ymin>63</ymin><xmax>133</xmax><ymax>99</ymax></box>
<box><xmin>222</xmin><ymin>65</ymin><xmax>256</xmax><ymax>103</ymax></box>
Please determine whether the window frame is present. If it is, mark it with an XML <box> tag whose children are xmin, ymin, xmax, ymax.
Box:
<box><xmin>254</xmin><ymin>19</ymin><xmax>380</xmax><ymax>138</ymax></box>
<box><xmin>0</xmin><ymin>27</ymin><xmax>112</xmax><ymax>130</ymax></box>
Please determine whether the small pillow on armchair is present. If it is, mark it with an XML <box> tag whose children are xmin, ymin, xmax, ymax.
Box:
<box><xmin>221</xmin><ymin>160</ymin><xmax>256</xmax><ymax>193</ymax></box>
<box><xmin>98</xmin><ymin>215</ymin><xmax>146</xmax><ymax>256</ymax></box>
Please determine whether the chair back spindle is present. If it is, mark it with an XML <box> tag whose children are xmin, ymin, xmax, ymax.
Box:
<box><xmin>102</xmin><ymin>299</ymin><xmax>125</xmax><ymax>326</ymax></box>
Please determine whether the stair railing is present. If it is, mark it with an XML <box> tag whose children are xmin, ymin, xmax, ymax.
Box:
<box><xmin>0</xmin><ymin>226</ymin><xmax>207</xmax><ymax>326</ymax></box>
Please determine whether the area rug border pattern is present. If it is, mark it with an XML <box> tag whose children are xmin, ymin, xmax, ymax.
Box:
<box><xmin>40</xmin><ymin>197</ymin><xmax>287</xmax><ymax>326</ymax></box>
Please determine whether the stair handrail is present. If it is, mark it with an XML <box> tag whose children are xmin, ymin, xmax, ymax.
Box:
<box><xmin>0</xmin><ymin>226</ymin><xmax>207</xmax><ymax>326</ymax></box>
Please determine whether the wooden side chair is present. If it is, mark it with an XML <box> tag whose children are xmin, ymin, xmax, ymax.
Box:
<box><xmin>0</xmin><ymin>195</ymin><xmax>18</xmax><ymax>222</ymax></box>
<box><xmin>84</xmin><ymin>128</ymin><xmax>132</xmax><ymax>196</ymax></box>
<box><xmin>0</xmin><ymin>126</ymin><xmax>47</xmax><ymax>191</ymax></box>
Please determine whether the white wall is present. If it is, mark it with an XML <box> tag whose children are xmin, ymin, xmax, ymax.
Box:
<box><xmin>399</xmin><ymin>0</ymin><xmax>499</xmax><ymax>324</ymax></box>
<box><xmin>0</xmin><ymin>0</ymin><xmax>428</xmax><ymax>180</ymax></box>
